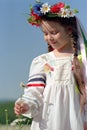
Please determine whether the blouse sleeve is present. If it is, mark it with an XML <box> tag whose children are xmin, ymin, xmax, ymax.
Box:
<box><xmin>21</xmin><ymin>56</ymin><xmax>46</xmax><ymax>118</ymax></box>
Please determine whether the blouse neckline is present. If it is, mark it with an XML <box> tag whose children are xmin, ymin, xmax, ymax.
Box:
<box><xmin>49</xmin><ymin>51</ymin><xmax>73</xmax><ymax>60</ymax></box>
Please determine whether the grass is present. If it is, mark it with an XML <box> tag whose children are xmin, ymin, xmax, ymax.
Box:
<box><xmin>0</xmin><ymin>101</ymin><xmax>16</xmax><ymax>124</ymax></box>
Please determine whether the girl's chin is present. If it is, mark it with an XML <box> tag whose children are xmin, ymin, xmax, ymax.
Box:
<box><xmin>51</xmin><ymin>45</ymin><xmax>59</xmax><ymax>49</ymax></box>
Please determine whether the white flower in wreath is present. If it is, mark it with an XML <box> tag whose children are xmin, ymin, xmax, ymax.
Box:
<box><xmin>60</xmin><ymin>8</ymin><xmax>74</xmax><ymax>18</ymax></box>
<box><xmin>40</xmin><ymin>3</ymin><xmax>50</xmax><ymax>14</ymax></box>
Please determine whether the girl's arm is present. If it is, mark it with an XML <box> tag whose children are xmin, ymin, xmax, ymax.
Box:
<box><xmin>15</xmin><ymin>56</ymin><xmax>46</xmax><ymax>118</ymax></box>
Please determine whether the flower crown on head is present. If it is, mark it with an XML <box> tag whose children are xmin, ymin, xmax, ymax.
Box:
<box><xmin>28</xmin><ymin>1</ymin><xmax>78</xmax><ymax>26</ymax></box>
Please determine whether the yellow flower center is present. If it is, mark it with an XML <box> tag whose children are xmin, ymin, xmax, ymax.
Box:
<box><xmin>63</xmin><ymin>11</ymin><xmax>67</xmax><ymax>15</ymax></box>
<box><xmin>43</xmin><ymin>7</ymin><xmax>48</xmax><ymax>12</ymax></box>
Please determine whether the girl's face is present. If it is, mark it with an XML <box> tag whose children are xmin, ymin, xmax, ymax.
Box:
<box><xmin>41</xmin><ymin>20</ymin><xmax>72</xmax><ymax>52</ymax></box>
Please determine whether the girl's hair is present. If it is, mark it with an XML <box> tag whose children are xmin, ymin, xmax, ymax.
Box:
<box><xmin>42</xmin><ymin>16</ymin><xmax>86</xmax><ymax>108</ymax></box>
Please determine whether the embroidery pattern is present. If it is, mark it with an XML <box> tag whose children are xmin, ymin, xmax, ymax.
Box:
<box><xmin>44</xmin><ymin>63</ymin><xmax>54</xmax><ymax>76</ymax></box>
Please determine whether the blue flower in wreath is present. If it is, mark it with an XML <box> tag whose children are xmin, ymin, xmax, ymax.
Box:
<box><xmin>33</xmin><ymin>3</ymin><xmax>43</xmax><ymax>16</ymax></box>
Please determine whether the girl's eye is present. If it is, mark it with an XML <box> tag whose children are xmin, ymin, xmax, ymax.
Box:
<box><xmin>44</xmin><ymin>33</ymin><xmax>48</xmax><ymax>36</ymax></box>
<box><xmin>51</xmin><ymin>31</ymin><xmax>58</xmax><ymax>35</ymax></box>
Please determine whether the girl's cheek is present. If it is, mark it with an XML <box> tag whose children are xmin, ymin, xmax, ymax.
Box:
<box><xmin>44</xmin><ymin>37</ymin><xmax>48</xmax><ymax>42</ymax></box>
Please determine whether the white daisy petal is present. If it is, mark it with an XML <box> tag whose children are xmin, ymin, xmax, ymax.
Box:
<box><xmin>68</xmin><ymin>10</ymin><xmax>75</xmax><ymax>17</ymax></box>
<box><xmin>60</xmin><ymin>8</ymin><xmax>75</xmax><ymax>18</ymax></box>
<box><xmin>40</xmin><ymin>3</ymin><xmax>50</xmax><ymax>14</ymax></box>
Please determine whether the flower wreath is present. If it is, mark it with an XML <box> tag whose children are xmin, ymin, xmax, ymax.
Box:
<box><xmin>28</xmin><ymin>1</ymin><xmax>78</xmax><ymax>26</ymax></box>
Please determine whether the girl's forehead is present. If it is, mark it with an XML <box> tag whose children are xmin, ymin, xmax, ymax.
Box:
<box><xmin>41</xmin><ymin>20</ymin><xmax>61</xmax><ymax>31</ymax></box>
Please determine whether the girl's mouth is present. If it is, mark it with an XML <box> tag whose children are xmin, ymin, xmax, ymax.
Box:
<box><xmin>48</xmin><ymin>41</ymin><xmax>56</xmax><ymax>44</ymax></box>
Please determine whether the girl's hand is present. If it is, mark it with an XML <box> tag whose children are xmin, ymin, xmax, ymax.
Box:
<box><xmin>84</xmin><ymin>122</ymin><xmax>87</xmax><ymax>130</ymax></box>
<box><xmin>14</xmin><ymin>101</ymin><xmax>29</xmax><ymax>116</ymax></box>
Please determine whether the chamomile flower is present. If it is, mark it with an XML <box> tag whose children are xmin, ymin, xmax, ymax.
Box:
<box><xmin>68</xmin><ymin>10</ymin><xmax>75</xmax><ymax>17</ymax></box>
<box><xmin>20</xmin><ymin>82</ymin><xmax>27</xmax><ymax>88</ymax></box>
<box><xmin>60</xmin><ymin>8</ymin><xmax>71</xmax><ymax>18</ymax></box>
<box><xmin>10</xmin><ymin>118</ymin><xmax>26</xmax><ymax>126</ymax></box>
<box><xmin>40</xmin><ymin>3</ymin><xmax>50</xmax><ymax>14</ymax></box>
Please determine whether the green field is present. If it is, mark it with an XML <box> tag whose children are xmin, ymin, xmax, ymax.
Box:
<box><xmin>0</xmin><ymin>101</ymin><xmax>16</xmax><ymax>124</ymax></box>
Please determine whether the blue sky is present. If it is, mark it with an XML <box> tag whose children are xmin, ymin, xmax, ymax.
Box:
<box><xmin>0</xmin><ymin>0</ymin><xmax>87</xmax><ymax>101</ymax></box>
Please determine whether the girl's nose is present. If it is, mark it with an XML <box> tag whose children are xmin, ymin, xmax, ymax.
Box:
<box><xmin>48</xmin><ymin>34</ymin><xmax>54</xmax><ymax>41</ymax></box>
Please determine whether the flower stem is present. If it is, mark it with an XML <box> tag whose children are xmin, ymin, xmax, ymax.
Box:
<box><xmin>5</xmin><ymin>109</ymin><xmax>8</xmax><ymax>130</ymax></box>
<box><xmin>17</xmin><ymin>116</ymin><xmax>23</xmax><ymax>130</ymax></box>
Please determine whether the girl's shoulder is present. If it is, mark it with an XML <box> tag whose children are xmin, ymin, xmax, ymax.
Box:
<box><xmin>32</xmin><ymin>52</ymin><xmax>53</xmax><ymax>63</ymax></box>
<box><xmin>29</xmin><ymin>52</ymin><xmax>53</xmax><ymax>72</ymax></box>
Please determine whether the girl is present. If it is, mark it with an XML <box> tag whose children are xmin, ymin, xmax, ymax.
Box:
<box><xmin>14</xmin><ymin>2</ymin><xmax>87</xmax><ymax>130</ymax></box>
